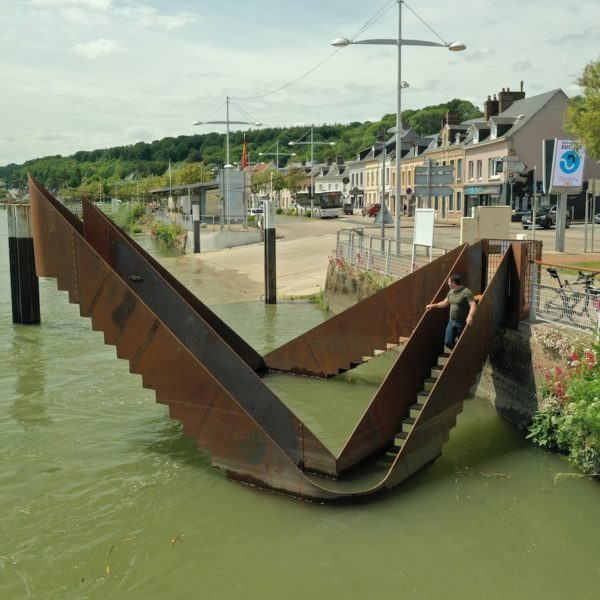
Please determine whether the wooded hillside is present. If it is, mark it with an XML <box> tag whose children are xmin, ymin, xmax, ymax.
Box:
<box><xmin>0</xmin><ymin>99</ymin><xmax>481</xmax><ymax>196</ymax></box>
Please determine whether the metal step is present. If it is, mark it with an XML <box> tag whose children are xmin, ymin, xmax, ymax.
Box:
<box><xmin>409</xmin><ymin>403</ymin><xmax>424</xmax><ymax>419</ymax></box>
<box><xmin>402</xmin><ymin>417</ymin><xmax>417</xmax><ymax>433</ymax></box>
<box><xmin>423</xmin><ymin>377</ymin><xmax>437</xmax><ymax>392</ymax></box>
<box><xmin>376</xmin><ymin>447</ymin><xmax>400</xmax><ymax>466</ymax></box>
<box><xmin>438</xmin><ymin>352</ymin><xmax>451</xmax><ymax>366</ymax></box>
<box><xmin>431</xmin><ymin>364</ymin><xmax>444</xmax><ymax>378</ymax></box>
<box><xmin>417</xmin><ymin>390</ymin><xmax>430</xmax><ymax>403</ymax></box>
<box><xmin>394</xmin><ymin>431</ymin><xmax>408</xmax><ymax>448</ymax></box>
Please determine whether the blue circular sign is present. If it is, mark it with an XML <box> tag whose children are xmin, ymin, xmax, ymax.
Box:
<box><xmin>559</xmin><ymin>150</ymin><xmax>580</xmax><ymax>174</ymax></box>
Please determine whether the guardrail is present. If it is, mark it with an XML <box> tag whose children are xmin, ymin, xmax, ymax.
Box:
<box><xmin>153</xmin><ymin>210</ymin><xmax>256</xmax><ymax>232</ymax></box>
<box><xmin>334</xmin><ymin>228</ymin><xmax>447</xmax><ymax>279</ymax></box>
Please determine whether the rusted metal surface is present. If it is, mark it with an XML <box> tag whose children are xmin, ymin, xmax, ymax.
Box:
<box><xmin>28</xmin><ymin>177</ymin><xmax>339</xmax><ymax>500</ymax></box>
<box><xmin>336</xmin><ymin>244</ymin><xmax>472</xmax><ymax>471</ymax></box>
<box><xmin>264</xmin><ymin>244</ymin><xmax>467</xmax><ymax>378</ymax></box>
<box><xmin>513</xmin><ymin>241</ymin><xmax>542</xmax><ymax>320</ymax></box>
<box><xmin>416</xmin><ymin>248</ymin><xmax>511</xmax><ymax>425</ymax></box>
<box><xmin>28</xmin><ymin>176</ymin><xmax>529</xmax><ymax>502</ymax></box>
<box><xmin>81</xmin><ymin>200</ymin><xmax>263</xmax><ymax>370</ymax></box>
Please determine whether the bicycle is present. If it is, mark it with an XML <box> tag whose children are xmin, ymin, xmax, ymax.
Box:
<box><xmin>541</xmin><ymin>267</ymin><xmax>600</xmax><ymax>328</ymax></box>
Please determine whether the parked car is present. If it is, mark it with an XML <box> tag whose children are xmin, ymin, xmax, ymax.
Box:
<box><xmin>361</xmin><ymin>203</ymin><xmax>381</xmax><ymax>217</ymax></box>
<box><xmin>521</xmin><ymin>206</ymin><xmax>570</xmax><ymax>230</ymax></box>
<box><xmin>247</xmin><ymin>207</ymin><xmax>263</xmax><ymax>217</ymax></box>
<box><xmin>343</xmin><ymin>203</ymin><xmax>353</xmax><ymax>215</ymax></box>
<box><xmin>595</xmin><ymin>213</ymin><xmax>600</xmax><ymax>225</ymax></box>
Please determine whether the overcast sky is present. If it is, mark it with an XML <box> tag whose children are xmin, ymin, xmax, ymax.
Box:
<box><xmin>1</xmin><ymin>0</ymin><xmax>599</xmax><ymax>165</ymax></box>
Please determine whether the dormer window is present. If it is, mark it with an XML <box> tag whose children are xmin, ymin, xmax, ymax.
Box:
<box><xmin>490</xmin><ymin>123</ymin><xmax>498</xmax><ymax>140</ymax></box>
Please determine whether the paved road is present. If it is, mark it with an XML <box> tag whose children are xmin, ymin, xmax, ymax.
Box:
<box><xmin>169</xmin><ymin>214</ymin><xmax>600</xmax><ymax>303</ymax></box>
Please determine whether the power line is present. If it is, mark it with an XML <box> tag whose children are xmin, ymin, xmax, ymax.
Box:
<box><xmin>230</xmin><ymin>0</ymin><xmax>397</xmax><ymax>102</ymax></box>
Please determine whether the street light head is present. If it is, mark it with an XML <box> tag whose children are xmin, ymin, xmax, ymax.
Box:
<box><xmin>448</xmin><ymin>41</ymin><xmax>466</xmax><ymax>52</ymax></box>
<box><xmin>401</xmin><ymin>80</ymin><xmax>409</xmax><ymax>88</ymax></box>
<box><xmin>254</xmin><ymin>122</ymin><xmax>263</xmax><ymax>126</ymax></box>
<box><xmin>192</xmin><ymin>120</ymin><xmax>203</xmax><ymax>126</ymax></box>
<box><xmin>288</xmin><ymin>142</ymin><xmax>295</xmax><ymax>146</ymax></box>
<box><xmin>330</xmin><ymin>36</ymin><xmax>350</xmax><ymax>48</ymax></box>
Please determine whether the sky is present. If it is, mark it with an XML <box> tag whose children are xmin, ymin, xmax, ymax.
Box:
<box><xmin>1</xmin><ymin>0</ymin><xmax>599</xmax><ymax>166</ymax></box>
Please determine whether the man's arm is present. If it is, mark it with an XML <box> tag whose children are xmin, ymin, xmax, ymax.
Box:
<box><xmin>465</xmin><ymin>299</ymin><xmax>477</xmax><ymax>326</ymax></box>
<box><xmin>426</xmin><ymin>298</ymin><xmax>449</xmax><ymax>311</ymax></box>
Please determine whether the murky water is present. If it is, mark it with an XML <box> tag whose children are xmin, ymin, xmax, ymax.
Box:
<box><xmin>1</xmin><ymin>209</ymin><xmax>598</xmax><ymax>600</ymax></box>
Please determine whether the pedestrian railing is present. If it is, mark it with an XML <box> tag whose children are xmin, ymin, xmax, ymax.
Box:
<box><xmin>334</xmin><ymin>228</ymin><xmax>447</xmax><ymax>278</ymax></box>
<box><xmin>153</xmin><ymin>211</ymin><xmax>256</xmax><ymax>232</ymax></box>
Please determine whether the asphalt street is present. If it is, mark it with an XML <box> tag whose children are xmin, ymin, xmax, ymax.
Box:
<box><xmin>169</xmin><ymin>213</ymin><xmax>600</xmax><ymax>303</ymax></box>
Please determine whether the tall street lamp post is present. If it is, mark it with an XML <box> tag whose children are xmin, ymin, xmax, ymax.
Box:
<box><xmin>332</xmin><ymin>0</ymin><xmax>466</xmax><ymax>253</ymax></box>
<box><xmin>193</xmin><ymin>96</ymin><xmax>261</xmax><ymax>228</ymax></box>
<box><xmin>259</xmin><ymin>139</ymin><xmax>296</xmax><ymax>169</ymax></box>
<box><xmin>259</xmin><ymin>139</ymin><xmax>296</xmax><ymax>208</ymax></box>
<box><xmin>288</xmin><ymin>125</ymin><xmax>335</xmax><ymax>217</ymax></box>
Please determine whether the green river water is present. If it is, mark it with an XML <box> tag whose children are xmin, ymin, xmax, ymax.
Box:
<box><xmin>0</xmin><ymin>209</ymin><xmax>598</xmax><ymax>599</ymax></box>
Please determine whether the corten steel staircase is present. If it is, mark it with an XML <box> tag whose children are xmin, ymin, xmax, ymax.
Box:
<box><xmin>28</xmin><ymin>176</ymin><xmax>520</xmax><ymax>502</ymax></box>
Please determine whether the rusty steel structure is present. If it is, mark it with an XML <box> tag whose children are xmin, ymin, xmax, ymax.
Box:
<box><xmin>28</xmin><ymin>176</ymin><xmax>536</xmax><ymax>501</ymax></box>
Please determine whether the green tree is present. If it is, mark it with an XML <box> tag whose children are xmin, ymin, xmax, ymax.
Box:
<box><xmin>173</xmin><ymin>162</ymin><xmax>207</xmax><ymax>185</ymax></box>
<box><xmin>564</xmin><ymin>56</ymin><xmax>600</xmax><ymax>161</ymax></box>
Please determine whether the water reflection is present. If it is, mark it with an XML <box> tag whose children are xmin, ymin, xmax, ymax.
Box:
<box><xmin>8</xmin><ymin>326</ymin><xmax>52</xmax><ymax>430</ymax></box>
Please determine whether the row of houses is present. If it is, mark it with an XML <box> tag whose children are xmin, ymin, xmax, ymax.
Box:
<box><xmin>245</xmin><ymin>82</ymin><xmax>600</xmax><ymax>221</ymax></box>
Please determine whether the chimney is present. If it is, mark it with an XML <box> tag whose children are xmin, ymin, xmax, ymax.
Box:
<box><xmin>446</xmin><ymin>110</ymin><xmax>460</xmax><ymax>125</ymax></box>
<box><xmin>499</xmin><ymin>84</ymin><xmax>526</xmax><ymax>113</ymax></box>
<box><xmin>326</xmin><ymin>157</ymin><xmax>333</xmax><ymax>166</ymax></box>
<box><xmin>336</xmin><ymin>155</ymin><xmax>344</xmax><ymax>165</ymax></box>
<box><xmin>484</xmin><ymin>95</ymin><xmax>492</xmax><ymax>121</ymax></box>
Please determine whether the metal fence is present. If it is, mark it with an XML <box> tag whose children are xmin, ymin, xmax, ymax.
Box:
<box><xmin>153</xmin><ymin>210</ymin><xmax>255</xmax><ymax>232</ymax></box>
<box><xmin>530</xmin><ymin>263</ymin><xmax>600</xmax><ymax>336</ymax></box>
<box><xmin>334</xmin><ymin>228</ymin><xmax>447</xmax><ymax>279</ymax></box>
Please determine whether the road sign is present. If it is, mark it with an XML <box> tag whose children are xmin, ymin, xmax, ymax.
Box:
<box><xmin>414</xmin><ymin>173</ymin><xmax>454</xmax><ymax>186</ymax></box>
<box><xmin>414</xmin><ymin>185</ymin><xmax>454</xmax><ymax>197</ymax></box>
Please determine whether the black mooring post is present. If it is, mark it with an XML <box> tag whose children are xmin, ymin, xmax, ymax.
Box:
<box><xmin>193</xmin><ymin>203</ymin><xmax>201</xmax><ymax>254</ymax></box>
<box><xmin>7</xmin><ymin>203</ymin><xmax>40</xmax><ymax>324</ymax></box>
<box><xmin>264</xmin><ymin>200</ymin><xmax>276</xmax><ymax>304</ymax></box>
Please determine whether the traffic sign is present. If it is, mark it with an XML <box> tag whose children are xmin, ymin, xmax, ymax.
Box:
<box><xmin>414</xmin><ymin>185</ymin><xmax>454</xmax><ymax>196</ymax></box>
<box><xmin>414</xmin><ymin>173</ymin><xmax>454</xmax><ymax>186</ymax></box>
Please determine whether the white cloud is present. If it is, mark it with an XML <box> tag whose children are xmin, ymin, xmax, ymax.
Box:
<box><xmin>73</xmin><ymin>37</ymin><xmax>121</xmax><ymax>58</ymax></box>
<box><xmin>115</xmin><ymin>5</ymin><xmax>195</xmax><ymax>31</ymax></box>
<box><xmin>29</xmin><ymin>0</ymin><xmax>112</xmax><ymax>9</ymax></box>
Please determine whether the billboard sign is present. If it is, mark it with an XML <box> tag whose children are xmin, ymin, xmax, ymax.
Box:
<box><xmin>546</xmin><ymin>139</ymin><xmax>586</xmax><ymax>194</ymax></box>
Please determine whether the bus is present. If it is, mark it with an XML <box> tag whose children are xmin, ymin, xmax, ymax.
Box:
<box><xmin>295</xmin><ymin>191</ymin><xmax>343</xmax><ymax>218</ymax></box>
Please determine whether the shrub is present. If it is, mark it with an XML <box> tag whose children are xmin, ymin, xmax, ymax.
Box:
<box><xmin>528</xmin><ymin>345</ymin><xmax>600</xmax><ymax>476</ymax></box>
<box><xmin>150</xmin><ymin>222</ymin><xmax>182</xmax><ymax>249</ymax></box>
<box><xmin>113</xmin><ymin>202</ymin><xmax>146</xmax><ymax>232</ymax></box>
